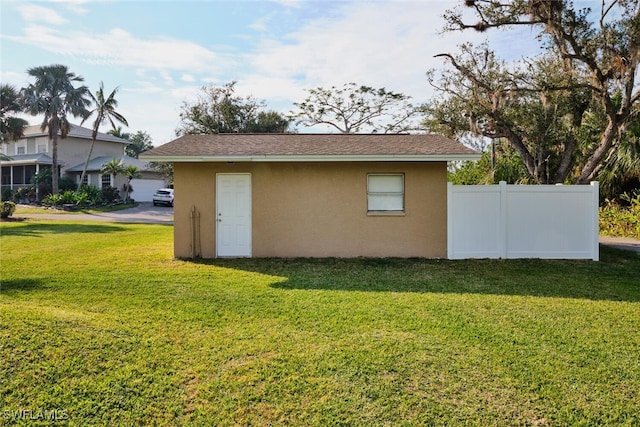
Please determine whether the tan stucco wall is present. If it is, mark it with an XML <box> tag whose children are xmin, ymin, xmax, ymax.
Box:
<box><xmin>173</xmin><ymin>162</ymin><xmax>448</xmax><ymax>258</ymax></box>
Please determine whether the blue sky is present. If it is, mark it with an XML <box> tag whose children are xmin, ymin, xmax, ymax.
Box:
<box><xmin>1</xmin><ymin>0</ymin><xmax>543</xmax><ymax>145</ymax></box>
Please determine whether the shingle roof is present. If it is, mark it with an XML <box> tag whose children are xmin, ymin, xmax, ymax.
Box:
<box><xmin>22</xmin><ymin>124</ymin><xmax>130</xmax><ymax>145</ymax></box>
<box><xmin>140</xmin><ymin>133</ymin><xmax>480</xmax><ymax>162</ymax></box>
<box><xmin>0</xmin><ymin>153</ymin><xmax>54</xmax><ymax>166</ymax></box>
<box><xmin>66</xmin><ymin>155</ymin><xmax>155</xmax><ymax>172</ymax></box>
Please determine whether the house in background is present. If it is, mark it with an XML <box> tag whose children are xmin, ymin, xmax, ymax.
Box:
<box><xmin>65</xmin><ymin>155</ymin><xmax>165</xmax><ymax>202</ymax></box>
<box><xmin>0</xmin><ymin>124</ymin><xmax>165</xmax><ymax>201</ymax></box>
<box><xmin>141</xmin><ymin>133</ymin><xmax>480</xmax><ymax>259</ymax></box>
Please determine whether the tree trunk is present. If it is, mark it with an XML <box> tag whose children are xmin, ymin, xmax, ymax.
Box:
<box><xmin>51</xmin><ymin>122</ymin><xmax>59</xmax><ymax>195</ymax></box>
<box><xmin>499</xmin><ymin>123</ymin><xmax>543</xmax><ymax>183</ymax></box>
<box><xmin>577</xmin><ymin>119</ymin><xmax>618</xmax><ymax>184</ymax></box>
<box><xmin>553</xmin><ymin>134</ymin><xmax>577</xmax><ymax>184</ymax></box>
<box><xmin>79</xmin><ymin>137</ymin><xmax>97</xmax><ymax>188</ymax></box>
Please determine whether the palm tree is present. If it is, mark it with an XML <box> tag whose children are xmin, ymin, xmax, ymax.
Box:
<box><xmin>21</xmin><ymin>65</ymin><xmax>90</xmax><ymax>194</ymax></box>
<box><xmin>0</xmin><ymin>84</ymin><xmax>29</xmax><ymax>160</ymax></box>
<box><xmin>1</xmin><ymin>84</ymin><xmax>28</xmax><ymax>141</ymax></box>
<box><xmin>107</xmin><ymin>126</ymin><xmax>130</xmax><ymax>141</ymax></box>
<box><xmin>597</xmin><ymin>117</ymin><xmax>640</xmax><ymax>200</ymax></box>
<box><xmin>79</xmin><ymin>82</ymin><xmax>128</xmax><ymax>186</ymax></box>
<box><xmin>122</xmin><ymin>165</ymin><xmax>141</xmax><ymax>201</ymax></box>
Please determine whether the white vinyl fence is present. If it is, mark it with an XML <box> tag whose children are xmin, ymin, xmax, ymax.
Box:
<box><xmin>447</xmin><ymin>181</ymin><xmax>599</xmax><ymax>260</ymax></box>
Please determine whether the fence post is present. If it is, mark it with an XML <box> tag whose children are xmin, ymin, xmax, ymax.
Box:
<box><xmin>499</xmin><ymin>181</ymin><xmax>508</xmax><ymax>258</ymax></box>
<box><xmin>447</xmin><ymin>182</ymin><xmax>453</xmax><ymax>259</ymax></box>
<box><xmin>591</xmin><ymin>181</ymin><xmax>600</xmax><ymax>261</ymax></box>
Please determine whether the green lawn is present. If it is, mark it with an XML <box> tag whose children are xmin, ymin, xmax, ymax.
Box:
<box><xmin>1</xmin><ymin>220</ymin><xmax>639</xmax><ymax>426</ymax></box>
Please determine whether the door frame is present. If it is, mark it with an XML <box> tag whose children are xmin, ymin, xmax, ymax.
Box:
<box><xmin>215</xmin><ymin>173</ymin><xmax>252</xmax><ymax>257</ymax></box>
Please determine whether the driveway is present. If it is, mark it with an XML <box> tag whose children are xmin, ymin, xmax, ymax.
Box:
<box><xmin>599</xmin><ymin>236</ymin><xmax>640</xmax><ymax>254</ymax></box>
<box><xmin>17</xmin><ymin>202</ymin><xmax>173</xmax><ymax>224</ymax></box>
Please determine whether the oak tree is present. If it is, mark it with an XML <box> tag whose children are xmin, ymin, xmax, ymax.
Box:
<box><xmin>290</xmin><ymin>82</ymin><xmax>424</xmax><ymax>134</ymax></box>
<box><xmin>176</xmin><ymin>81</ymin><xmax>290</xmax><ymax>135</ymax></box>
<box><xmin>426</xmin><ymin>0</ymin><xmax>639</xmax><ymax>184</ymax></box>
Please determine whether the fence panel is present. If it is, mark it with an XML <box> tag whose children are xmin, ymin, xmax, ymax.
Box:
<box><xmin>447</xmin><ymin>181</ymin><xmax>599</xmax><ymax>260</ymax></box>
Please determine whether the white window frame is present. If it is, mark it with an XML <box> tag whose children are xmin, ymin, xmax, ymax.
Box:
<box><xmin>367</xmin><ymin>173</ymin><xmax>405</xmax><ymax>213</ymax></box>
<box><xmin>100</xmin><ymin>173</ymin><xmax>112</xmax><ymax>188</ymax></box>
<box><xmin>36</xmin><ymin>137</ymin><xmax>48</xmax><ymax>153</ymax></box>
<box><xmin>15</xmin><ymin>142</ymin><xmax>26</xmax><ymax>155</ymax></box>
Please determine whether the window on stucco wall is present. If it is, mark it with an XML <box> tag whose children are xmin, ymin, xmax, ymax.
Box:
<box><xmin>367</xmin><ymin>173</ymin><xmax>404</xmax><ymax>212</ymax></box>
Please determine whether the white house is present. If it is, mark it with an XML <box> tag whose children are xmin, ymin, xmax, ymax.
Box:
<box><xmin>0</xmin><ymin>124</ymin><xmax>166</xmax><ymax>201</ymax></box>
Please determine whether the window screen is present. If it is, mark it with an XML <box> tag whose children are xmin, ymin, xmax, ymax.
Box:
<box><xmin>367</xmin><ymin>174</ymin><xmax>404</xmax><ymax>211</ymax></box>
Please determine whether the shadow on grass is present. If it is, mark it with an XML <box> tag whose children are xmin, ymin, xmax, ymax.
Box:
<box><xmin>0</xmin><ymin>278</ymin><xmax>46</xmax><ymax>293</ymax></box>
<box><xmin>188</xmin><ymin>246</ymin><xmax>640</xmax><ymax>302</ymax></box>
<box><xmin>0</xmin><ymin>222</ymin><xmax>127</xmax><ymax>237</ymax></box>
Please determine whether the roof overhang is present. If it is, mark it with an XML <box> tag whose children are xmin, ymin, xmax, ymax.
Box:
<box><xmin>0</xmin><ymin>154</ymin><xmax>55</xmax><ymax>166</ymax></box>
<box><xmin>139</xmin><ymin>154</ymin><xmax>482</xmax><ymax>163</ymax></box>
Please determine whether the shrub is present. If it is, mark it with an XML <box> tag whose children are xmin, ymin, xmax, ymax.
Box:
<box><xmin>1</xmin><ymin>188</ymin><xmax>14</xmax><ymax>202</ymax></box>
<box><xmin>29</xmin><ymin>170</ymin><xmax>77</xmax><ymax>200</ymax></box>
<box><xmin>600</xmin><ymin>191</ymin><xmax>640</xmax><ymax>239</ymax></box>
<box><xmin>101</xmin><ymin>186</ymin><xmax>121</xmax><ymax>204</ymax></box>
<box><xmin>59</xmin><ymin>177</ymin><xmax>77</xmax><ymax>192</ymax></box>
<box><xmin>31</xmin><ymin>169</ymin><xmax>52</xmax><ymax>199</ymax></box>
<box><xmin>13</xmin><ymin>187</ymin><xmax>36</xmax><ymax>203</ymax></box>
<box><xmin>78</xmin><ymin>185</ymin><xmax>104</xmax><ymax>206</ymax></box>
<box><xmin>30</xmin><ymin>168</ymin><xmax>76</xmax><ymax>192</ymax></box>
<box><xmin>0</xmin><ymin>201</ymin><xmax>16</xmax><ymax>219</ymax></box>
<box><xmin>42</xmin><ymin>194</ymin><xmax>63</xmax><ymax>206</ymax></box>
<box><xmin>41</xmin><ymin>185</ymin><xmax>124</xmax><ymax>208</ymax></box>
<box><xmin>74</xmin><ymin>191</ymin><xmax>90</xmax><ymax>207</ymax></box>
<box><xmin>59</xmin><ymin>190</ymin><xmax>77</xmax><ymax>204</ymax></box>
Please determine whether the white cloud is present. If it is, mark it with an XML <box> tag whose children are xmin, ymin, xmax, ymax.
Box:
<box><xmin>241</xmin><ymin>1</ymin><xmax>540</xmax><ymax>108</ymax></box>
<box><xmin>122</xmin><ymin>81</ymin><xmax>164</xmax><ymax>94</ymax></box>
<box><xmin>4</xmin><ymin>0</ymin><xmax>542</xmax><ymax>144</ymax></box>
<box><xmin>160</xmin><ymin>70</ymin><xmax>174</xmax><ymax>86</ymax></box>
<box><xmin>249</xmin><ymin>14</ymin><xmax>272</xmax><ymax>32</ymax></box>
<box><xmin>0</xmin><ymin>71</ymin><xmax>29</xmax><ymax>87</ymax></box>
<box><xmin>12</xmin><ymin>25</ymin><xmax>224</xmax><ymax>73</ymax></box>
<box><xmin>243</xmin><ymin>2</ymin><xmax>479</xmax><ymax>104</ymax></box>
<box><xmin>17</xmin><ymin>4</ymin><xmax>68</xmax><ymax>25</ymax></box>
<box><xmin>274</xmin><ymin>0</ymin><xmax>301</xmax><ymax>8</ymax></box>
<box><xmin>63</xmin><ymin>0</ymin><xmax>89</xmax><ymax>15</ymax></box>
<box><xmin>33</xmin><ymin>0</ymin><xmax>90</xmax><ymax>14</ymax></box>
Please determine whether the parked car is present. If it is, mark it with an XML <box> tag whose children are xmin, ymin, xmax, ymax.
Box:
<box><xmin>152</xmin><ymin>188</ymin><xmax>174</xmax><ymax>207</ymax></box>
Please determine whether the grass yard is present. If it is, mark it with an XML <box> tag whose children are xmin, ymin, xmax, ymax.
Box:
<box><xmin>1</xmin><ymin>220</ymin><xmax>639</xmax><ymax>426</ymax></box>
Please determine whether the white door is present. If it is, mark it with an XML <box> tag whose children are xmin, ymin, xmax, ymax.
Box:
<box><xmin>216</xmin><ymin>173</ymin><xmax>251</xmax><ymax>257</ymax></box>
